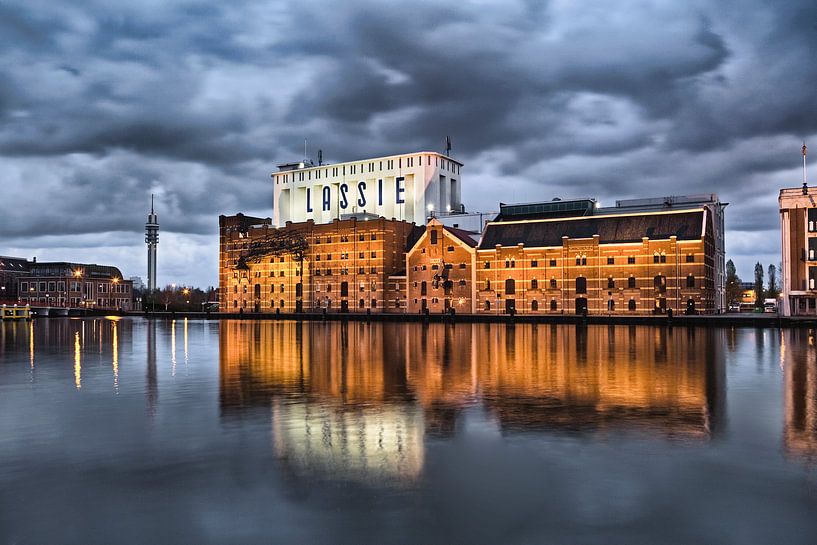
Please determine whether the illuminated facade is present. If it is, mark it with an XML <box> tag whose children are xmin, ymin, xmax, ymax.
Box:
<box><xmin>219</xmin><ymin>213</ymin><xmax>422</xmax><ymax>313</ymax></box>
<box><xmin>473</xmin><ymin>205</ymin><xmax>717</xmax><ymax>315</ymax></box>
<box><xmin>17</xmin><ymin>262</ymin><xmax>132</xmax><ymax>310</ymax></box>
<box><xmin>272</xmin><ymin>151</ymin><xmax>463</xmax><ymax>227</ymax></box>
<box><xmin>406</xmin><ymin>218</ymin><xmax>478</xmax><ymax>314</ymax></box>
<box><xmin>779</xmin><ymin>186</ymin><xmax>817</xmax><ymax>316</ymax></box>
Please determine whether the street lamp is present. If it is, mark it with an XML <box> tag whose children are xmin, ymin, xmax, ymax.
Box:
<box><xmin>112</xmin><ymin>277</ymin><xmax>120</xmax><ymax>311</ymax></box>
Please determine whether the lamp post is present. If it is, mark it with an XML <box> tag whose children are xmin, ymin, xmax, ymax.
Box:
<box><xmin>112</xmin><ymin>277</ymin><xmax>120</xmax><ymax>311</ymax></box>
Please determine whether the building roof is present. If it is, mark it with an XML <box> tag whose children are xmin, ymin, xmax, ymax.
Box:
<box><xmin>478</xmin><ymin>210</ymin><xmax>704</xmax><ymax>249</ymax></box>
<box><xmin>0</xmin><ymin>256</ymin><xmax>31</xmax><ymax>272</ymax></box>
<box><xmin>445</xmin><ymin>225</ymin><xmax>479</xmax><ymax>247</ymax></box>
<box><xmin>25</xmin><ymin>262</ymin><xmax>126</xmax><ymax>279</ymax></box>
<box><xmin>493</xmin><ymin>199</ymin><xmax>598</xmax><ymax>221</ymax></box>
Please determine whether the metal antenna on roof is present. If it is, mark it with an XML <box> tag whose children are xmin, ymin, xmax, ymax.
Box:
<box><xmin>318</xmin><ymin>149</ymin><xmax>323</xmax><ymax>166</ymax></box>
<box><xmin>803</xmin><ymin>142</ymin><xmax>808</xmax><ymax>194</ymax></box>
<box><xmin>445</xmin><ymin>136</ymin><xmax>452</xmax><ymax>157</ymax></box>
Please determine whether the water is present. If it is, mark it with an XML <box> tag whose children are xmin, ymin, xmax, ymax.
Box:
<box><xmin>0</xmin><ymin>318</ymin><xmax>815</xmax><ymax>544</ymax></box>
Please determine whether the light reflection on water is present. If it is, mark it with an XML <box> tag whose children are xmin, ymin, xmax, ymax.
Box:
<box><xmin>0</xmin><ymin>318</ymin><xmax>815</xmax><ymax>544</ymax></box>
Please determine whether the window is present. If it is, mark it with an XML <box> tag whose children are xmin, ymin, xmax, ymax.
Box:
<box><xmin>359</xmin><ymin>252</ymin><xmax>365</xmax><ymax>259</ymax></box>
<box><xmin>531</xmin><ymin>279</ymin><xmax>538</xmax><ymax>290</ymax></box>
<box><xmin>459</xmin><ymin>263</ymin><xmax>466</xmax><ymax>269</ymax></box>
<box><xmin>660</xmin><ymin>253</ymin><xmax>667</xmax><ymax>263</ymax></box>
<box><xmin>505</xmin><ymin>260</ymin><xmax>510</xmax><ymax>268</ymax></box>
<box><xmin>371</xmin><ymin>299</ymin><xmax>377</xmax><ymax>308</ymax></box>
<box><xmin>686</xmin><ymin>254</ymin><xmax>694</xmax><ymax>263</ymax></box>
<box><xmin>654</xmin><ymin>275</ymin><xmax>667</xmax><ymax>293</ymax></box>
<box><xmin>575</xmin><ymin>256</ymin><xmax>581</xmax><ymax>266</ymax></box>
<box><xmin>628</xmin><ymin>276</ymin><xmax>636</xmax><ymax>289</ymax></box>
<box><xmin>628</xmin><ymin>299</ymin><xmax>637</xmax><ymax>311</ymax></box>
<box><xmin>447</xmin><ymin>246</ymin><xmax>454</xmax><ymax>252</ymax></box>
<box><xmin>505</xmin><ymin>279</ymin><xmax>515</xmax><ymax>295</ymax></box>
<box><xmin>484</xmin><ymin>300</ymin><xmax>491</xmax><ymax>311</ymax></box>
<box><xmin>511</xmin><ymin>260</ymin><xmax>515</xmax><ymax>268</ymax></box>
<box><xmin>421</xmin><ymin>281</ymin><xmax>427</xmax><ymax>295</ymax></box>
<box><xmin>430</xmin><ymin>230</ymin><xmax>438</xmax><ymax>244</ymax></box>
<box><xmin>607</xmin><ymin>277</ymin><xmax>615</xmax><ymax>289</ymax></box>
<box><xmin>654</xmin><ymin>253</ymin><xmax>660</xmax><ymax>264</ymax></box>
<box><xmin>550</xmin><ymin>299</ymin><xmax>558</xmax><ymax>311</ymax></box>
<box><xmin>459</xmin><ymin>280</ymin><xmax>466</xmax><ymax>287</ymax></box>
<box><xmin>371</xmin><ymin>252</ymin><xmax>376</xmax><ymax>258</ymax></box>
<box><xmin>484</xmin><ymin>261</ymin><xmax>491</xmax><ymax>269</ymax></box>
<box><xmin>576</xmin><ymin>277</ymin><xmax>587</xmax><ymax>294</ymax></box>
<box><xmin>686</xmin><ymin>275</ymin><xmax>695</xmax><ymax>288</ymax></box>
<box><xmin>270</xmin><ymin>285</ymin><xmax>275</xmax><ymax>293</ymax></box>
<box><xmin>607</xmin><ymin>257</ymin><xmax>615</xmax><ymax>265</ymax></box>
<box><xmin>341</xmin><ymin>282</ymin><xmax>349</xmax><ymax>297</ymax></box>
<box><xmin>627</xmin><ymin>256</ymin><xmax>636</xmax><ymax>264</ymax></box>
<box><xmin>550</xmin><ymin>278</ymin><xmax>557</xmax><ymax>289</ymax></box>
<box><xmin>486</xmin><ymin>279</ymin><xmax>492</xmax><ymax>291</ymax></box>
<box><xmin>531</xmin><ymin>300</ymin><xmax>538</xmax><ymax>311</ymax></box>
<box><xmin>550</xmin><ymin>259</ymin><xmax>557</xmax><ymax>267</ymax></box>
<box><xmin>20</xmin><ymin>282</ymin><xmax>27</xmax><ymax>292</ymax></box>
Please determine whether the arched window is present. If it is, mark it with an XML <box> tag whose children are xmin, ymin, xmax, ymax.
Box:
<box><xmin>550</xmin><ymin>278</ymin><xmax>557</xmax><ymax>289</ymax></box>
<box><xmin>254</xmin><ymin>284</ymin><xmax>261</xmax><ymax>298</ymax></box>
<box><xmin>628</xmin><ymin>299</ymin><xmax>636</xmax><ymax>311</ymax></box>
<box><xmin>486</xmin><ymin>279</ymin><xmax>491</xmax><ymax>291</ymax></box>
<box><xmin>581</xmin><ymin>255</ymin><xmax>587</xmax><ymax>266</ymax></box>
<box><xmin>531</xmin><ymin>300</ymin><xmax>538</xmax><ymax>311</ymax></box>
<box><xmin>654</xmin><ymin>275</ymin><xmax>667</xmax><ymax>293</ymax></box>
<box><xmin>628</xmin><ymin>275</ymin><xmax>636</xmax><ymax>289</ymax></box>
<box><xmin>686</xmin><ymin>275</ymin><xmax>695</xmax><ymax>288</ymax></box>
<box><xmin>505</xmin><ymin>278</ymin><xmax>515</xmax><ymax>295</ymax></box>
<box><xmin>576</xmin><ymin>276</ymin><xmax>587</xmax><ymax>294</ymax></box>
<box><xmin>653</xmin><ymin>252</ymin><xmax>660</xmax><ymax>264</ymax></box>
<box><xmin>484</xmin><ymin>299</ymin><xmax>491</xmax><ymax>311</ymax></box>
<box><xmin>550</xmin><ymin>299</ymin><xmax>558</xmax><ymax>311</ymax></box>
<box><xmin>607</xmin><ymin>277</ymin><xmax>615</xmax><ymax>289</ymax></box>
<box><xmin>531</xmin><ymin>279</ymin><xmax>538</xmax><ymax>290</ymax></box>
<box><xmin>575</xmin><ymin>255</ymin><xmax>581</xmax><ymax>266</ymax></box>
<box><xmin>340</xmin><ymin>281</ymin><xmax>349</xmax><ymax>297</ymax></box>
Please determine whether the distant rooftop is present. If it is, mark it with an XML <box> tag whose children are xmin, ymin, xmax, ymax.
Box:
<box><xmin>494</xmin><ymin>199</ymin><xmax>598</xmax><ymax>221</ymax></box>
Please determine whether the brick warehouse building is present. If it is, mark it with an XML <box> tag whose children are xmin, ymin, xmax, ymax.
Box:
<box><xmin>472</xmin><ymin>207</ymin><xmax>717</xmax><ymax>315</ymax></box>
<box><xmin>219</xmin><ymin>213</ymin><xmax>422</xmax><ymax>313</ymax></box>
<box><xmin>406</xmin><ymin>218</ymin><xmax>479</xmax><ymax>314</ymax></box>
<box><xmin>402</xmin><ymin>200</ymin><xmax>719</xmax><ymax>316</ymax></box>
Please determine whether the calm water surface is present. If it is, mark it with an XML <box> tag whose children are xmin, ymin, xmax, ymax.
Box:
<box><xmin>0</xmin><ymin>318</ymin><xmax>816</xmax><ymax>544</ymax></box>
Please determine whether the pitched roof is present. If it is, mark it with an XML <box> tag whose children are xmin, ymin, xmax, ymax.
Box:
<box><xmin>478</xmin><ymin>210</ymin><xmax>704</xmax><ymax>249</ymax></box>
<box><xmin>444</xmin><ymin>225</ymin><xmax>479</xmax><ymax>247</ymax></box>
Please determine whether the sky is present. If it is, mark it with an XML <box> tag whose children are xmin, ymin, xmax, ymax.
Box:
<box><xmin>1</xmin><ymin>0</ymin><xmax>814</xmax><ymax>288</ymax></box>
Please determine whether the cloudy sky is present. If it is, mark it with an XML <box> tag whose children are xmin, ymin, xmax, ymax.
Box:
<box><xmin>1</xmin><ymin>0</ymin><xmax>814</xmax><ymax>288</ymax></box>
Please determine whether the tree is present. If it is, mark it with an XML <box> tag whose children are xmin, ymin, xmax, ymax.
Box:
<box><xmin>725</xmin><ymin>259</ymin><xmax>742</xmax><ymax>305</ymax></box>
<box><xmin>767</xmin><ymin>264</ymin><xmax>779</xmax><ymax>300</ymax></box>
<box><xmin>754</xmin><ymin>262</ymin><xmax>765</xmax><ymax>308</ymax></box>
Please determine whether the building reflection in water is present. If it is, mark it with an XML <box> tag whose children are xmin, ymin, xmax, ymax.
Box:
<box><xmin>219</xmin><ymin>322</ymin><xmax>727</xmax><ymax>482</ymax></box>
<box><xmin>783</xmin><ymin>329</ymin><xmax>817</xmax><ymax>462</ymax></box>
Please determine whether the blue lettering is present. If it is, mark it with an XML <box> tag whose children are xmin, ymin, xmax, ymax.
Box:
<box><xmin>357</xmin><ymin>181</ymin><xmax>367</xmax><ymax>207</ymax></box>
<box><xmin>340</xmin><ymin>183</ymin><xmax>349</xmax><ymax>209</ymax></box>
<box><xmin>395</xmin><ymin>177</ymin><xmax>405</xmax><ymax>204</ymax></box>
<box><xmin>378</xmin><ymin>179</ymin><xmax>383</xmax><ymax>206</ymax></box>
<box><xmin>322</xmin><ymin>186</ymin><xmax>331</xmax><ymax>211</ymax></box>
<box><xmin>306</xmin><ymin>187</ymin><xmax>313</xmax><ymax>213</ymax></box>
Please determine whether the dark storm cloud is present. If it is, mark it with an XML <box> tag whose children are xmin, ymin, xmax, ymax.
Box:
<box><xmin>0</xmin><ymin>0</ymin><xmax>814</xmax><ymax>285</ymax></box>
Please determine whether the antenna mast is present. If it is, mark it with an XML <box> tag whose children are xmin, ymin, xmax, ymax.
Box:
<box><xmin>803</xmin><ymin>142</ymin><xmax>808</xmax><ymax>190</ymax></box>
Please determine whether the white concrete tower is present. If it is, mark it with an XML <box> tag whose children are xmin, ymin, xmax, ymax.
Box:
<box><xmin>145</xmin><ymin>195</ymin><xmax>159</xmax><ymax>292</ymax></box>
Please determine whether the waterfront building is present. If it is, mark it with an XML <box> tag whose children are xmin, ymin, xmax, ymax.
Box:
<box><xmin>779</xmin><ymin>149</ymin><xmax>817</xmax><ymax>316</ymax></box>
<box><xmin>0</xmin><ymin>256</ymin><xmax>31</xmax><ymax>303</ymax></box>
<box><xmin>272</xmin><ymin>151</ymin><xmax>463</xmax><ymax>227</ymax></box>
<box><xmin>473</xmin><ymin>199</ymin><xmax>718</xmax><ymax>315</ymax></box>
<box><xmin>405</xmin><ymin>218</ymin><xmax>479</xmax><ymax>314</ymax></box>
<box><xmin>17</xmin><ymin>262</ymin><xmax>133</xmax><ymax>310</ymax></box>
<box><xmin>219</xmin><ymin>213</ymin><xmax>421</xmax><ymax>313</ymax></box>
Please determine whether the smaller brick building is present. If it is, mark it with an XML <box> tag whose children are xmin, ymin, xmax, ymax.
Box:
<box><xmin>406</xmin><ymin>219</ymin><xmax>478</xmax><ymax>314</ymax></box>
